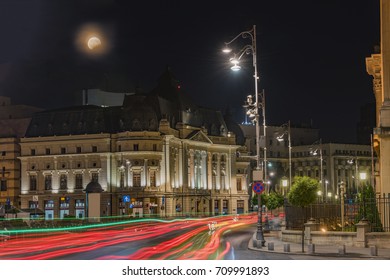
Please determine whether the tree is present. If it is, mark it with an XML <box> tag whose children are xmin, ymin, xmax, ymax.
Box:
<box><xmin>287</xmin><ymin>176</ymin><xmax>319</xmax><ymax>208</ymax></box>
<box><xmin>355</xmin><ymin>182</ymin><xmax>383</xmax><ymax>232</ymax></box>
<box><xmin>287</xmin><ymin>176</ymin><xmax>319</xmax><ymax>252</ymax></box>
<box><xmin>252</xmin><ymin>193</ymin><xmax>268</xmax><ymax>208</ymax></box>
<box><xmin>266</xmin><ymin>191</ymin><xmax>284</xmax><ymax>213</ymax></box>
<box><xmin>252</xmin><ymin>192</ymin><xmax>284</xmax><ymax>213</ymax></box>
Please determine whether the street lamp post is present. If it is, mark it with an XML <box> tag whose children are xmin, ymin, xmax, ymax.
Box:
<box><xmin>276</xmin><ymin>120</ymin><xmax>292</xmax><ymax>193</ymax></box>
<box><xmin>310</xmin><ymin>139</ymin><xmax>324</xmax><ymax>201</ymax></box>
<box><xmin>347</xmin><ymin>156</ymin><xmax>359</xmax><ymax>196</ymax></box>
<box><xmin>223</xmin><ymin>25</ymin><xmax>265</xmax><ymax>247</ymax></box>
<box><xmin>339</xmin><ymin>181</ymin><xmax>345</xmax><ymax>231</ymax></box>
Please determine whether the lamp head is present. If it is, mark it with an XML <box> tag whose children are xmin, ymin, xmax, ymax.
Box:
<box><xmin>222</xmin><ymin>45</ymin><xmax>232</xmax><ymax>53</ymax></box>
<box><xmin>229</xmin><ymin>57</ymin><xmax>239</xmax><ymax>64</ymax></box>
<box><xmin>231</xmin><ymin>64</ymin><xmax>241</xmax><ymax>71</ymax></box>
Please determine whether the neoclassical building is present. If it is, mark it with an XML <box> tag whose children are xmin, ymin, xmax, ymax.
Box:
<box><xmin>19</xmin><ymin>69</ymin><xmax>250</xmax><ymax>219</ymax></box>
<box><xmin>366</xmin><ymin>0</ymin><xmax>390</xmax><ymax>196</ymax></box>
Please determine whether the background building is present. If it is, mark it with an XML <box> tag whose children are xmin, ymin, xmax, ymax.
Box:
<box><xmin>240</xmin><ymin>123</ymin><xmax>375</xmax><ymax>201</ymax></box>
<box><xmin>19</xmin><ymin>69</ymin><xmax>250</xmax><ymax>219</ymax></box>
<box><xmin>0</xmin><ymin>96</ymin><xmax>42</xmax><ymax>217</ymax></box>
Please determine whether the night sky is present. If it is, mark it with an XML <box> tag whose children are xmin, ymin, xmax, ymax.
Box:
<box><xmin>0</xmin><ymin>0</ymin><xmax>380</xmax><ymax>143</ymax></box>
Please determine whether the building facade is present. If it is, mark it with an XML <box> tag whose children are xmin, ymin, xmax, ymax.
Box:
<box><xmin>366</xmin><ymin>0</ymin><xmax>390</xmax><ymax>195</ymax></box>
<box><xmin>239</xmin><ymin>123</ymin><xmax>375</xmax><ymax>200</ymax></box>
<box><xmin>0</xmin><ymin>96</ymin><xmax>42</xmax><ymax>217</ymax></box>
<box><xmin>18</xmin><ymin>70</ymin><xmax>250</xmax><ymax>219</ymax></box>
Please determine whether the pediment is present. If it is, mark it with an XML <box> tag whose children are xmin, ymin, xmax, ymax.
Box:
<box><xmin>187</xmin><ymin>130</ymin><xmax>213</xmax><ymax>144</ymax></box>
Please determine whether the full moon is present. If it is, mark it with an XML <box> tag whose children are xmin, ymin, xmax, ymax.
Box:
<box><xmin>87</xmin><ymin>36</ymin><xmax>101</xmax><ymax>50</ymax></box>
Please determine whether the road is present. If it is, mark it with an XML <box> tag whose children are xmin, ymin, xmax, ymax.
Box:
<box><xmin>0</xmin><ymin>215</ymin><xmax>330</xmax><ymax>260</ymax></box>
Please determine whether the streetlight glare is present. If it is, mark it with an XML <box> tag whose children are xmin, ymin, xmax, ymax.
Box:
<box><xmin>231</xmin><ymin>64</ymin><xmax>241</xmax><ymax>71</ymax></box>
<box><xmin>229</xmin><ymin>57</ymin><xmax>240</xmax><ymax>64</ymax></box>
<box><xmin>222</xmin><ymin>46</ymin><xmax>232</xmax><ymax>53</ymax></box>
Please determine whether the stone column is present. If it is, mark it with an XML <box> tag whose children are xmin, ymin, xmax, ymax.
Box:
<box><xmin>356</xmin><ymin>219</ymin><xmax>370</xmax><ymax>248</ymax></box>
<box><xmin>304</xmin><ymin>218</ymin><xmax>319</xmax><ymax>245</ymax></box>
<box><xmin>379</xmin><ymin>0</ymin><xmax>390</xmax><ymax>194</ymax></box>
<box><xmin>211</xmin><ymin>198</ymin><xmax>215</xmax><ymax>216</ymax></box>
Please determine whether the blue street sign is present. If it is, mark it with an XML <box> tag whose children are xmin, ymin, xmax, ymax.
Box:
<box><xmin>162</xmin><ymin>196</ymin><xmax>165</xmax><ymax>204</ymax></box>
<box><xmin>123</xmin><ymin>195</ymin><xmax>131</xmax><ymax>203</ymax></box>
<box><xmin>6</xmin><ymin>197</ymin><xmax>10</xmax><ymax>206</ymax></box>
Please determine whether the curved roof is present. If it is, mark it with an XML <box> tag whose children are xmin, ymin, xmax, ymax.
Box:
<box><xmin>85</xmin><ymin>181</ymin><xmax>103</xmax><ymax>193</ymax></box>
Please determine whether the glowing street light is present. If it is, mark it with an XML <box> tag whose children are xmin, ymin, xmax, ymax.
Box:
<box><xmin>276</xmin><ymin>121</ymin><xmax>292</xmax><ymax>193</ymax></box>
<box><xmin>223</xmin><ymin>25</ymin><xmax>266</xmax><ymax>247</ymax></box>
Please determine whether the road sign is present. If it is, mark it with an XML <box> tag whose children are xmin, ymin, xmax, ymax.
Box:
<box><xmin>122</xmin><ymin>195</ymin><xmax>131</xmax><ymax>203</ymax></box>
<box><xmin>252</xmin><ymin>181</ymin><xmax>265</xmax><ymax>194</ymax></box>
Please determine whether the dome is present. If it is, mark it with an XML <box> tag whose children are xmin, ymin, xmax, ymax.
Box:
<box><xmin>85</xmin><ymin>181</ymin><xmax>103</xmax><ymax>193</ymax></box>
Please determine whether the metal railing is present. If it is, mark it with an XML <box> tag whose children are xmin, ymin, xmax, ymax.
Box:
<box><xmin>284</xmin><ymin>193</ymin><xmax>390</xmax><ymax>232</ymax></box>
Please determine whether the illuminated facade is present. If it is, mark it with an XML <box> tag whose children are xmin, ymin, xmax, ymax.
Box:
<box><xmin>366</xmin><ymin>0</ymin><xmax>390</xmax><ymax>195</ymax></box>
<box><xmin>0</xmin><ymin>96</ymin><xmax>42</xmax><ymax>217</ymax></box>
<box><xmin>19</xmin><ymin>70</ymin><xmax>250</xmax><ymax>218</ymax></box>
<box><xmin>240</xmin><ymin>124</ymin><xmax>375</xmax><ymax>199</ymax></box>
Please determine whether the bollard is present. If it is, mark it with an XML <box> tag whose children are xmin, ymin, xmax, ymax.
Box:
<box><xmin>370</xmin><ymin>245</ymin><xmax>378</xmax><ymax>256</ymax></box>
<box><xmin>308</xmin><ymin>244</ymin><xmax>315</xmax><ymax>254</ymax></box>
<box><xmin>338</xmin><ymin>245</ymin><xmax>346</xmax><ymax>255</ymax></box>
<box><xmin>284</xmin><ymin>243</ymin><xmax>290</xmax><ymax>253</ymax></box>
<box><xmin>268</xmin><ymin>242</ymin><xmax>274</xmax><ymax>251</ymax></box>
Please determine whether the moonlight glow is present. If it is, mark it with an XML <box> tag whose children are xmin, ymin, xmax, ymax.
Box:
<box><xmin>87</xmin><ymin>36</ymin><xmax>101</xmax><ymax>50</ymax></box>
<box><xmin>75</xmin><ymin>23</ymin><xmax>112</xmax><ymax>56</ymax></box>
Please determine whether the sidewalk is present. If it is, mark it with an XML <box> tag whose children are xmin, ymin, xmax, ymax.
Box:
<box><xmin>248</xmin><ymin>231</ymin><xmax>390</xmax><ymax>259</ymax></box>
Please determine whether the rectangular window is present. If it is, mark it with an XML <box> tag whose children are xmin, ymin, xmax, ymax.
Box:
<box><xmin>118</xmin><ymin>145</ymin><xmax>122</xmax><ymax>152</ymax></box>
<box><xmin>133</xmin><ymin>144</ymin><xmax>139</xmax><ymax>151</ymax></box>
<box><xmin>315</xmin><ymin>170</ymin><xmax>319</xmax><ymax>177</ymax></box>
<box><xmin>92</xmin><ymin>146</ymin><xmax>97</xmax><ymax>153</ymax></box>
<box><xmin>153</xmin><ymin>144</ymin><xmax>157</xmax><ymax>151</ymax></box>
<box><xmin>220</xmin><ymin>174</ymin><xmax>226</xmax><ymax>189</ymax></box>
<box><xmin>31</xmin><ymin>149</ymin><xmax>36</xmax><ymax>156</ymax></box>
<box><xmin>75</xmin><ymin>199</ymin><xmax>85</xmax><ymax>208</ymax></box>
<box><xmin>212</xmin><ymin>174</ymin><xmax>216</xmax><ymax>190</ymax></box>
<box><xmin>45</xmin><ymin>148</ymin><xmax>51</xmax><ymax>155</ymax></box>
<box><xmin>44</xmin><ymin>175</ymin><xmax>52</xmax><ymax>190</ymax></box>
<box><xmin>61</xmin><ymin>147</ymin><xmax>66</xmax><ymax>154</ymax></box>
<box><xmin>133</xmin><ymin>171</ymin><xmax>141</xmax><ymax>187</ymax></box>
<box><xmin>1</xmin><ymin>151</ymin><xmax>6</xmax><ymax>156</ymax></box>
<box><xmin>0</xmin><ymin>180</ymin><xmax>7</xmax><ymax>191</ymax></box>
<box><xmin>45</xmin><ymin>200</ymin><xmax>54</xmax><ymax>209</ymax></box>
<box><xmin>59</xmin><ymin>197</ymin><xmax>69</xmax><ymax>208</ymax></box>
<box><xmin>75</xmin><ymin>174</ymin><xmax>83</xmax><ymax>189</ymax></box>
<box><xmin>76</xmin><ymin>147</ymin><xmax>81</xmax><ymax>153</ymax></box>
<box><xmin>236</xmin><ymin>177</ymin><xmax>242</xmax><ymax>191</ymax></box>
<box><xmin>91</xmin><ymin>172</ymin><xmax>99</xmax><ymax>183</ymax></box>
<box><xmin>29</xmin><ymin>201</ymin><xmax>38</xmax><ymax>209</ymax></box>
<box><xmin>237</xmin><ymin>200</ymin><xmax>244</xmax><ymax>208</ymax></box>
<box><xmin>59</xmin><ymin>174</ymin><xmax>67</xmax><ymax>190</ymax></box>
<box><xmin>120</xmin><ymin>172</ymin><xmax>125</xmax><ymax>188</ymax></box>
<box><xmin>30</xmin><ymin>175</ymin><xmax>37</xmax><ymax>191</ymax></box>
<box><xmin>150</xmin><ymin>171</ymin><xmax>156</xmax><ymax>187</ymax></box>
